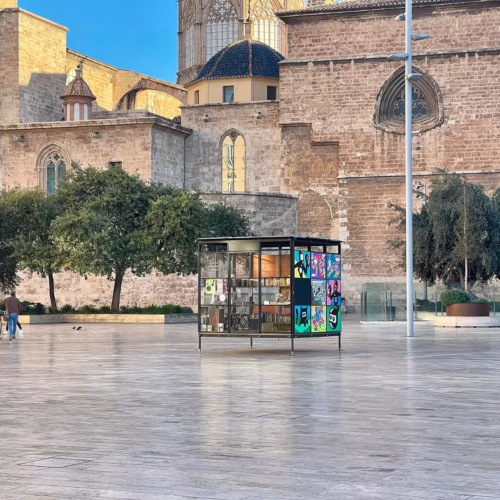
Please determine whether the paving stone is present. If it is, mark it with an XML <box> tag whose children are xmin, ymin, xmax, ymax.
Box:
<box><xmin>0</xmin><ymin>318</ymin><xmax>500</xmax><ymax>499</ymax></box>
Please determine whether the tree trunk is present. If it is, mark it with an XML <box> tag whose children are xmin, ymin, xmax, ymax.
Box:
<box><xmin>48</xmin><ymin>271</ymin><xmax>57</xmax><ymax>312</ymax></box>
<box><xmin>458</xmin><ymin>268</ymin><xmax>465</xmax><ymax>291</ymax></box>
<box><xmin>111</xmin><ymin>271</ymin><xmax>123</xmax><ymax>313</ymax></box>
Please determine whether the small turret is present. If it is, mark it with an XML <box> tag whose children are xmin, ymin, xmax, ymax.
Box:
<box><xmin>60</xmin><ymin>63</ymin><xmax>96</xmax><ymax>121</ymax></box>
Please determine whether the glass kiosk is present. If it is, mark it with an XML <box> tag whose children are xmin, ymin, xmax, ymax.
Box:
<box><xmin>198</xmin><ymin>236</ymin><xmax>342</xmax><ymax>353</ymax></box>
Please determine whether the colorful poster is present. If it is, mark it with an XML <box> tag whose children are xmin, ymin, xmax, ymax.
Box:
<box><xmin>327</xmin><ymin>280</ymin><xmax>341</xmax><ymax>306</ymax></box>
<box><xmin>294</xmin><ymin>250</ymin><xmax>310</xmax><ymax>279</ymax></box>
<box><xmin>327</xmin><ymin>306</ymin><xmax>342</xmax><ymax>332</ymax></box>
<box><xmin>205</xmin><ymin>279</ymin><xmax>215</xmax><ymax>295</ymax></box>
<box><xmin>294</xmin><ymin>306</ymin><xmax>310</xmax><ymax>333</ymax></box>
<box><xmin>311</xmin><ymin>306</ymin><xmax>326</xmax><ymax>333</ymax></box>
<box><xmin>311</xmin><ymin>252</ymin><xmax>326</xmax><ymax>279</ymax></box>
<box><xmin>311</xmin><ymin>279</ymin><xmax>326</xmax><ymax>305</ymax></box>
<box><xmin>327</xmin><ymin>254</ymin><xmax>341</xmax><ymax>279</ymax></box>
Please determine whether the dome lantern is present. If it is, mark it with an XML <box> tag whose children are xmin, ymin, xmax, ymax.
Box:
<box><xmin>60</xmin><ymin>63</ymin><xmax>96</xmax><ymax>121</ymax></box>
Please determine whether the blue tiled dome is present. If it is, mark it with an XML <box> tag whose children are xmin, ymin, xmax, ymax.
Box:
<box><xmin>192</xmin><ymin>40</ymin><xmax>284</xmax><ymax>83</ymax></box>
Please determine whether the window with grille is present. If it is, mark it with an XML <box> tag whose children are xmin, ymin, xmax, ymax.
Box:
<box><xmin>206</xmin><ymin>0</ymin><xmax>238</xmax><ymax>60</ymax></box>
<box><xmin>222</xmin><ymin>131</ymin><xmax>245</xmax><ymax>192</ymax></box>
<box><xmin>251</xmin><ymin>0</ymin><xmax>282</xmax><ymax>52</ymax></box>
<box><xmin>43</xmin><ymin>152</ymin><xmax>67</xmax><ymax>195</ymax></box>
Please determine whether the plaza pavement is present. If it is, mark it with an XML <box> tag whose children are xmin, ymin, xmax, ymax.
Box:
<box><xmin>0</xmin><ymin>317</ymin><xmax>499</xmax><ymax>499</ymax></box>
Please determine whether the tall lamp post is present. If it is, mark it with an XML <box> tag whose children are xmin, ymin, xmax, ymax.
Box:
<box><xmin>389</xmin><ymin>1</ymin><xmax>429</xmax><ymax>337</ymax></box>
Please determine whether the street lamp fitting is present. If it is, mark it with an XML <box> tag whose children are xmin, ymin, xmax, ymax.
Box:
<box><xmin>407</xmin><ymin>73</ymin><xmax>423</xmax><ymax>81</ymax></box>
<box><xmin>412</xmin><ymin>33</ymin><xmax>430</xmax><ymax>41</ymax></box>
<box><xmin>388</xmin><ymin>53</ymin><xmax>408</xmax><ymax>61</ymax></box>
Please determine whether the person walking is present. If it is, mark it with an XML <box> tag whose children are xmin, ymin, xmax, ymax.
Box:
<box><xmin>0</xmin><ymin>291</ymin><xmax>22</xmax><ymax>340</ymax></box>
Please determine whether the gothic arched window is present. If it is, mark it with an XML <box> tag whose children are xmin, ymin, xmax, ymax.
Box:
<box><xmin>38</xmin><ymin>149</ymin><xmax>68</xmax><ymax>195</ymax></box>
<box><xmin>206</xmin><ymin>0</ymin><xmax>238</xmax><ymax>60</ymax></box>
<box><xmin>251</xmin><ymin>0</ymin><xmax>282</xmax><ymax>53</ymax></box>
<box><xmin>222</xmin><ymin>131</ymin><xmax>245</xmax><ymax>192</ymax></box>
<box><xmin>374</xmin><ymin>67</ymin><xmax>444</xmax><ymax>134</ymax></box>
<box><xmin>184</xmin><ymin>0</ymin><xmax>196</xmax><ymax>67</ymax></box>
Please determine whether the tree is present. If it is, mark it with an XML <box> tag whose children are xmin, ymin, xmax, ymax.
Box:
<box><xmin>139</xmin><ymin>196</ymin><xmax>252</xmax><ymax>276</ymax></box>
<box><xmin>0</xmin><ymin>189</ymin><xmax>63</xmax><ymax>308</ymax></box>
<box><xmin>389</xmin><ymin>171</ymin><xmax>500</xmax><ymax>291</ymax></box>
<box><xmin>52</xmin><ymin>164</ymin><xmax>156</xmax><ymax>312</ymax></box>
<box><xmin>0</xmin><ymin>193</ymin><xmax>19</xmax><ymax>293</ymax></box>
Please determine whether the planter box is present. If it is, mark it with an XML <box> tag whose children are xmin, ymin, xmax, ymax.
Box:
<box><xmin>16</xmin><ymin>313</ymin><xmax>197</xmax><ymax>325</ymax></box>
<box><xmin>18</xmin><ymin>314</ymin><xmax>66</xmax><ymax>325</ymax></box>
<box><xmin>447</xmin><ymin>303</ymin><xmax>489</xmax><ymax>317</ymax></box>
<box><xmin>436</xmin><ymin>316</ymin><xmax>500</xmax><ymax>328</ymax></box>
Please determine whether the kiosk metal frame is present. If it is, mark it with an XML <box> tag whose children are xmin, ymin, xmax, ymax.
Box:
<box><xmin>198</xmin><ymin>236</ymin><xmax>342</xmax><ymax>353</ymax></box>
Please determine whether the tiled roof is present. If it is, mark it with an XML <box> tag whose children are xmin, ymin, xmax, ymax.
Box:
<box><xmin>191</xmin><ymin>40</ymin><xmax>284</xmax><ymax>84</ymax></box>
<box><xmin>61</xmin><ymin>69</ymin><xmax>96</xmax><ymax>99</ymax></box>
<box><xmin>279</xmin><ymin>0</ymin><xmax>473</xmax><ymax>16</ymax></box>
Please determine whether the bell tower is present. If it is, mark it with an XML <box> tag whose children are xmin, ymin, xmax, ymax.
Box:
<box><xmin>177</xmin><ymin>0</ymin><xmax>305</xmax><ymax>87</ymax></box>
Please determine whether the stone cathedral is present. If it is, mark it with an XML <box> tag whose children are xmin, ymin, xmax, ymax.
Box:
<box><xmin>0</xmin><ymin>0</ymin><xmax>499</xmax><ymax>310</ymax></box>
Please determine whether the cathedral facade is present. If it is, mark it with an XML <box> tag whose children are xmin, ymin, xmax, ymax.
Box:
<box><xmin>1</xmin><ymin>0</ymin><xmax>499</xmax><ymax>310</ymax></box>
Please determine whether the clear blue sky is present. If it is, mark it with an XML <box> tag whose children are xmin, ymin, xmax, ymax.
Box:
<box><xmin>20</xmin><ymin>0</ymin><xmax>179</xmax><ymax>83</ymax></box>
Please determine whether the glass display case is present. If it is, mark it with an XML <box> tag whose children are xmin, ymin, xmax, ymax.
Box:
<box><xmin>197</xmin><ymin>237</ymin><xmax>342</xmax><ymax>353</ymax></box>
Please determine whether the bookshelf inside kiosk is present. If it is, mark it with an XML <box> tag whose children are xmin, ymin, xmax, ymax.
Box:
<box><xmin>198</xmin><ymin>237</ymin><xmax>342</xmax><ymax>353</ymax></box>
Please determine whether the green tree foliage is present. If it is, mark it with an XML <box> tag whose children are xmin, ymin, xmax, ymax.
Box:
<box><xmin>0</xmin><ymin>194</ymin><xmax>19</xmax><ymax>293</ymax></box>
<box><xmin>140</xmin><ymin>195</ymin><xmax>252</xmax><ymax>276</ymax></box>
<box><xmin>0</xmin><ymin>189</ymin><xmax>62</xmax><ymax>308</ymax></box>
<box><xmin>52</xmin><ymin>164</ymin><xmax>252</xmax><ymax>311</ymax></box>
<box><xmin>52</xmin><ymin>163</ymin><xmax>157</xmax><ymax>312</ymax></box>
<box><xmin>389</xmin><ymin>171</ymin><xmax>500</xmax><ymax>290</ymax></box>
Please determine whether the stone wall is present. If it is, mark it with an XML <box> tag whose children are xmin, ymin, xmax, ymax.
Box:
<box><xmin>0</xmin><ymin>9</ymin><xmax>20</xmax><ymax>124</ymax></box>
<box><xmin>18</xmin><ymin>10</ymin><xmax>67</xmax><ymax>123</ymax></box>
<box><xmin>151</xmin><ymin>124</ymin><xmax>186</xmax><ymax>187</ymax></box>
<box><xmin>201</xmin><ymin>192</ymin><xmax>298</xmax><ymax>235</ymax></box>
<box><xmin>0</xmin><ymin>117</ymin><xmax>190</xmax><ymax>189</ymax></box>
<box><xmin>136</xmin><ymin>89</ymin><xmax>182</xmax><ymax>119</ymax></box>
<box><xmin>66</xmin><ymin>50</ymin><xmax>116</xmax><ymax>113</ymax></box>
<box><xmin>16</xmin><ymin>270</ymin><xmax>198</xmax><ymax>311</ymax></box>
<box><xmin>282</xmin><ymin>2</ymin><xmax>500</xmax><ymax>60</ymax></box>
<box><xmin>277</xmin><ymin>2</ymin><xmax>500</xmax><ymax>303</ymax></box>
<box><xmin>182</xmin><ymin>101</ymin><xmax>281</xmax><ymax>193</ymax></box>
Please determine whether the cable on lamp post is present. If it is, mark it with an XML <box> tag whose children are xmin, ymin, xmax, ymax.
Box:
<box><xmin>389</xmin><ymin>1</ymin><xmax>430</xmax><ymax>337</ymax></box>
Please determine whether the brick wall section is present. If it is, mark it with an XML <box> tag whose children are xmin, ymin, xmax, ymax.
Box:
<box><xmin>282</xmin><ymin>3</ymin><xmax>500</xmax><ymax>60</ymax></box>
<box><xmin>201</xmin><ymin>192</ymin><xmax>298</xmax><ymax>235</ymax></box>
<box><xmin>18</xmin><ymin>11</ymin><xmax>67</xmax><ymax>123</ymax></box>
<box><xmin>182</xmin><ymin>101</ymin><xmax>281</xmax><ymax>192</ymax></box>
<box><xmin>66</xmin><ymin>50</ymin><xmax>116</xmax><ymax>112</ymax></box>
<box><xmin>277</xmin><ymin>2</ymin><xmax>500</xmax><ymax>301</ymax></box>
<box><xmin>0</xmin><ymin>9</ymin><xmax>20</xmax><ymax>124</ymax></box>
<box><xmin>151</xmin><ymin>125</ymin><xmax>186</xmax><ymax>188</ymax></box>
<box><xmin>280</xmin><ymin>123</ymin><xmax>339</xmax><ymax>238</ymax></box>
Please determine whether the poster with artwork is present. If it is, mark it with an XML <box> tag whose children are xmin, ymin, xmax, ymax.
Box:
<box><xmin>205</xmin><ymin>279</ymin><xmax>215</xmax><ymax>295</ymax></box>
<box><xmin>327</xmin><ymin>280</ymin><xmax>341</xmax><ymax>306</ymax></box>
<box><xmin>311</xmin><ymin>306</ymin><xmax>326</xmax><ymax>333</ymax></box>
<box><xmin>327</xmin><ymin>306</ymin><xmax>341</xmax><ymax>332</ymax></box>
<box><xmin>311</xmin><ymin>253</ymin><xmax>326</xmax><ymax>279</ymax></box>
<box><xmin>327</xmin><ymin>254</ymin><xmax>341</xmax><ymax>279</ymax></box>
<box><xmin>311</xmin><ymin>279</ymin><xmax>326</xmax><ymax>305</ymax></box>
<box><xmin>294</xmin><ymin>305</ymin><xmax>310</xmax><ymax>334</ymax></box>
<box><xmin>294</xmin><ymin>251</ymin><xmax>310</xmax><ymax>279</ymax></box>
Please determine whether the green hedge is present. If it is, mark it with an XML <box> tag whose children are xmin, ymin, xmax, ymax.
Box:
<box><xmin>441</xmin><ymin>289</ymin><xmax>470</xmax><ymax>307</ymax></box>
<box><xmin>60</xmin><ymin>304</ymin><xmax>193</xmax><ymax>315</ymax></box>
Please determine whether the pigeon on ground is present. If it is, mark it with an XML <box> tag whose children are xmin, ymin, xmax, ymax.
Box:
<box><xmin>73</xmin><ymin>326</ymin><xmax>83</xmax><ymax>330</ymax></box>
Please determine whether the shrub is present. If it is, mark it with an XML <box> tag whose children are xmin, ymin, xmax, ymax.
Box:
<box><xmin>20</xmin><ymin>301</ymin><xmax>46</xmax><ymax>315</ymax></box>
<box><xmin>97</xmin><ymin>305</ymin><xmax>112</xmax><ymax>314</ymax></box>
<box><xmin>181</xmin><ymin>306</ymin><xmax>194</xmax><ymax>314</ymax></box>
<box><xmin>441</xmin><ymin>289</ymin><xmax>470</xmax><ymax>307</ymax></box>
<box><xmin>60</xmin><ymin>304</ymin><xmax>76</xmax><ymax>314</ymax></box>
<box><xmin>471</xmin><ymin>298</ymin><xmax>489</xmax><ymax>304</ymax></box>
<box><xmin>76</xmin><ymin>305</ymin><xmax>98</xmax><ymax>314</ymax></box>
